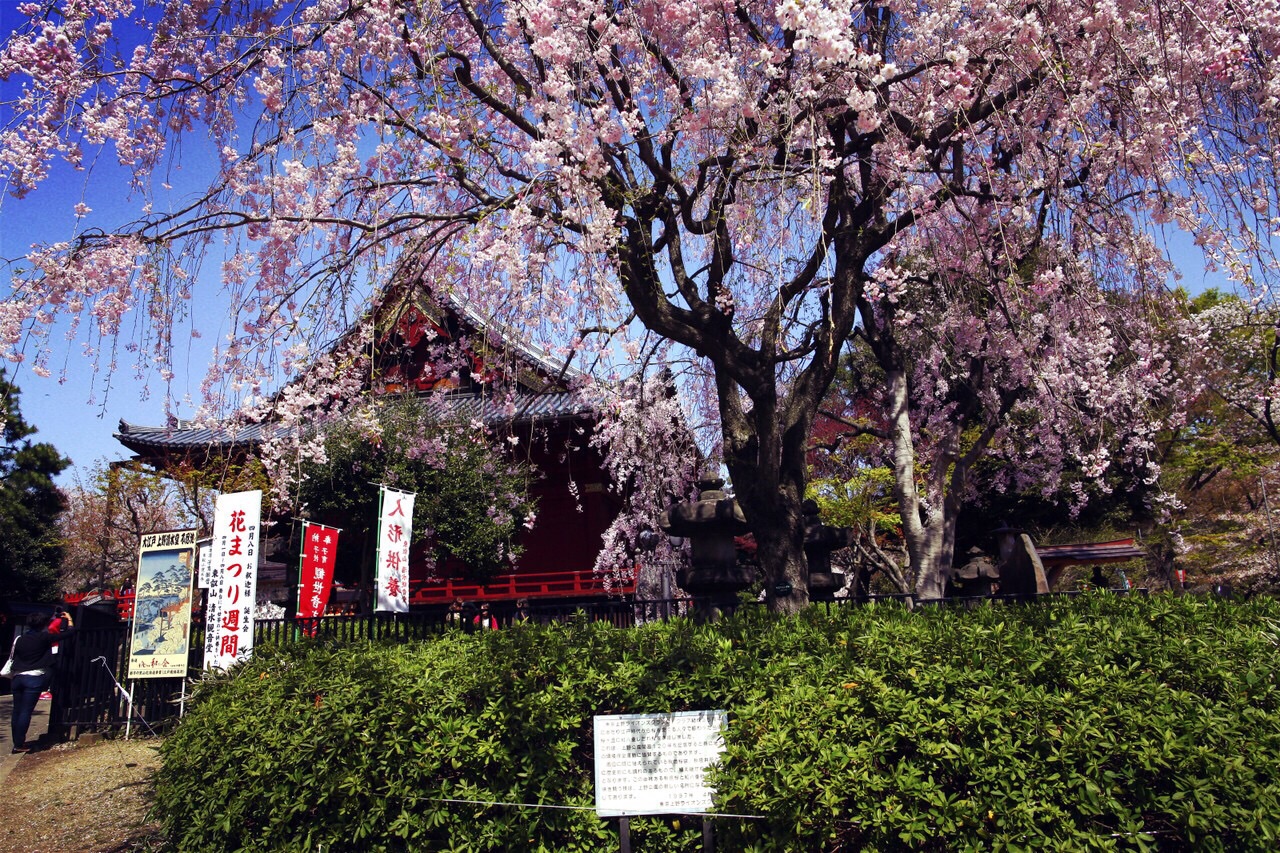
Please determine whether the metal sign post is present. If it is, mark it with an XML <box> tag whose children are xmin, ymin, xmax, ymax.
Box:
<box><xmin>124</xmin><ymin>682</ymin><xmax>135</xmax><ymax>740</ymax></box>
<box><xmin>91</xmin><ymin>656</ymin><xmax>157</xmax><ymax>738</ymax></box>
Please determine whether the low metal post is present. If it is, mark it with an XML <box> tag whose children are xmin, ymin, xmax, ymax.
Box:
<box><xmin>124</xmin><ymin>682</ymin><xmax>135</xmax><ymax>740</ymax></box>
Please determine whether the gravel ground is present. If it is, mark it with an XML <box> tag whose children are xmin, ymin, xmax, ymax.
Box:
<box><xmin>0</xmin><ymin>738</ymin><xmax>164</xmax><ymax>853</ymax></box>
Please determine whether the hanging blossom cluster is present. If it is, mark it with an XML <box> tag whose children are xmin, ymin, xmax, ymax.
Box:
<box><xmin>868</xmin><ymin>218</ymin><xmax>1197</xmax><ymax>521</ymax></box>
<box><xmin>2</xmin><ymin>235</ymin><xmax>151</xmax><ymax>379</ymax></box>
<box><xmin>1193</xmin><ymin>295</ymin><xmax>1280</xmax><ymax>446</ymax></box>
<box><xmin>585</xmin><ymin>370</ymin><xmax>701</xmax><ymax>586</ymax></box>
<box><xmin>4</xmin><ymin>0</ymin><xmax>1272</xmax><ymax>395</ymax></box>
<box><xmin>247</xmin><ymin>288</ymin><xmax>512</xmax><ymax>511</ymax></box>
<box><xmin>248</xmin><ymin>319</ymin><xmax>376</xmax><ymax>508</ymax></box>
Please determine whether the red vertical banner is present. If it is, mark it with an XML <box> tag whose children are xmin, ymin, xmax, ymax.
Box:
<box><xmin>298</xmin><ymin>522</ymin><xmax>340</xmax><ymax>619</ymax></box>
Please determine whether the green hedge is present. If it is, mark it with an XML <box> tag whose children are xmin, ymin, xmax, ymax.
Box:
<box><xmin>154</xmin><ymin>595</ymin><xmax>1280</xmax><ymax>851</ymax></box>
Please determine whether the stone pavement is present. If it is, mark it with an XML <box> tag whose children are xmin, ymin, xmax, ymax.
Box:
<box><xmin>0</xmin><ymin>691</ymin><xmax>52</xmax><ymax>787</ymax></box>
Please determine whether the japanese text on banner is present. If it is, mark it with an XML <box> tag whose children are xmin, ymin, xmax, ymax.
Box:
<box><xmin>376</xmin><ymin>487</ymin><xmax>414</xmax><ymax>613</ymax></box>
<box><xmin>298</xmin><ymin>522</ymin><xmax>340</xmax><ymax>619</ymax></box>
<box><xmin>205</xmin><ymin>490</ymin><xmax>262</xmax><ymax>671</ymax></box>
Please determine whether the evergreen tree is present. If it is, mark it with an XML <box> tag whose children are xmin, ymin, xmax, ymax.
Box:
<box><xmin>0</xmin><ymin>370</ymin><xmax>70</xmax><ymax>603</ymax></box>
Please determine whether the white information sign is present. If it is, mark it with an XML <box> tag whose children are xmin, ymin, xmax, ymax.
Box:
<box><xmin>195</xmin><ymin>540</ymin><xmax>213</xmax><ymax>589</ymax></box>
<box><xmin>593</xmin><ymin>710</ymin><xmax>727</xmax><ymax>817</ymax></box>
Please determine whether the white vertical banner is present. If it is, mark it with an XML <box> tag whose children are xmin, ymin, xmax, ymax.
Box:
<box><xmin>376</xmin><ymin>486</ymin><xmax>415</xmax><ymax>613</ymax></box>
<box><xmin>204</xmin><ymin>490</ymin><xmax>263</xmax><ymax>671</ymax></box>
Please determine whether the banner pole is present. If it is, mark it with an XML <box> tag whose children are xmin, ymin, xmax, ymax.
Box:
<box><xmin>297</xmin><ymin>521</ymin><xmax>308</xmax><ymax>623</ymax></box>
<box><xmin>125</xmin><ymin>682</ymin><xmax>136</xmax><ymax>740</ymax></box>
<box><xmin>374</xmin><ymin>486</ymin><xmax>386</xmax><ymax>615</ymax></box>
<box><xmin>179</xmin><ymin>677</ymin><xmax>187</xmax><ymax>719</ymax></box>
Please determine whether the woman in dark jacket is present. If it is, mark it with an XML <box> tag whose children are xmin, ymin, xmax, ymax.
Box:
<box><xmin>8</xmin><ymin>609</ymin><xmax>72</xmax><ymax>753</ymax></box>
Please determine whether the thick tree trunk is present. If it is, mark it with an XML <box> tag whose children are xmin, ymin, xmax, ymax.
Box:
<box><xmin>731</xmin><ymin>464</ymin><xmax>809</xmax><ymax>614</ymax></box>
<box><xmin>718</xmin><ymin>372</ymin><xmax>815</xmax><ymax>614</ymax></box>
<box><xmin>613</xmin><ymin>207</ymin><xmax>855</xmax><ymax>616</ymax></box>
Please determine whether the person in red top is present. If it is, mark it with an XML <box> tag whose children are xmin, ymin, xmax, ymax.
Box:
<box><xmin>473</xmin><ymin>603</ymin><xmax>499</xmax><ymax>631</ymax></box>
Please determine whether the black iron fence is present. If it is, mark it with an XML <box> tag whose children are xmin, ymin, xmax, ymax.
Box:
<box><xmin>48</xmin><ymin>597</ymin><xmax>698</xmax><ymax>737</ymax></box>
<box><xmin>48</xmin><ymin>588</ymin><xmax>1147</xmax><ymax>738</ymax></box>
<box><xmin>51</xmin><ymin>625</ymin><xmax>193</xmax><ymax>739</ymax></box>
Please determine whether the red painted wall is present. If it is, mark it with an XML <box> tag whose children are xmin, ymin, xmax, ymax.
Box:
<box><xmin>408</xmin><ymin>419</ymin><xmax>626</xmax><ymax>604</ymax></box>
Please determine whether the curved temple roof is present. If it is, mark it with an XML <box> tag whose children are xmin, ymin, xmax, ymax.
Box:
<box><xmin>115</xmin><ymin>390</ymin><xmax>594</xmax><ymax>455</ymax></box>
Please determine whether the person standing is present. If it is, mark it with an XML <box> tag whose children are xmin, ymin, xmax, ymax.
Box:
<box><xmin>9</xmin><ymin>609</ymin><xmax>72</xmax><ymax>753</ymax></box>
<box><xmin>512</xmin><ymin>598</ymin><xmax>531</xmax><ymax>624</ymax></box>
<box><xmin>444</xmin><ymin>598</ymin><xmax>466</xmax><ymax>629</ymax></box>
<box><xmin>473</xmin><ymin>603</ymin><xmax>499</xmax><ymax>631</ymax></box>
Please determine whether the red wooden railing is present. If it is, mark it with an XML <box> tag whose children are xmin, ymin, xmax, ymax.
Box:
<box><xmin>65</xmin><ymin>589</ymin><xmax>136</xmax><ymax>619</ymax></box>
<box><xmin>409</xmin><ymin>567</ymin><xmax>636</xmax><ymax>604</ymax></box>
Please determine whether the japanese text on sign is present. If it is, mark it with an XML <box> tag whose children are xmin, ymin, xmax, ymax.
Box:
<box><xmin>141</xmin><ymin>529</ymin><xmax>197</xmax><ymax>550</ymax></box>
<box><xmin>205</xmin><ymin>490</ymin><xmax>262</xmax><ymax>671</ymax></box>
<box><xmin>376</xmin><ymin>487</ymin><xmax>414</xmax><ymax>613</ymax></box>
<box><xmin>297</xmin><ymin>522</ymin><xmax>339</xmax><ymax>619</ymax></box>
<box><xmin>593</xmin><ymin>710</ymin><xmax>727</xmax><ymax>817</ymax></box>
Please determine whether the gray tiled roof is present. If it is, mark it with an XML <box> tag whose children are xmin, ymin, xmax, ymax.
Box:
<box><xmin>417</xmin><ymin>391</ymin><xmax>593</xmax><ymax>424</ymax></box>
<box><xmin>115</xmin><ymin>419</ymin><xmax>283</xmax><ymax>450</ymax></box>
<box><xmin>115</xmin><ymin>391</ymin><xmax>594</xmax><ymax>452</ymax></box>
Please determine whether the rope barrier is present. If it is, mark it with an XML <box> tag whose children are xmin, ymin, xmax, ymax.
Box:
<box><xmin>425</xmin><ymin>796</ymin><xmax>766</xmax><ymax>820</ymax></box>
<box><xmin>90</xmin><ymin>656</ymin><xmax>158</xmax><ymax>737</ymax></box>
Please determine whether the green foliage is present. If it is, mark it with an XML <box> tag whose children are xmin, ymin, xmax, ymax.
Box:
<box><xmin>0</xmin><ymin>368</ymin><xmax>70</xmax><ymax>602</ymax></box>
<box><xmin>155</xmin><ymin>596</ymin><xmax>1280</xmax><ymax>851</ymax></box>
<box><xmin>807</xmin><ymin>467</ymin><xmax>901</xmax><ymax>537</ymax></box>
<box><xmin>716</xmin><ymin>596</ymin><xmax>1280</xmax><ymax>851</ymax></box>
<box><xmin>296</xmin><ymin>397</ymin><xmax>537</xmax><ymax>580</ymax></box>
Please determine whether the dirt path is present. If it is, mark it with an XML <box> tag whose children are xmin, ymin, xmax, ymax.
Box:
<box><xmin>0</xmin><ymin>737</ymin><xmax>163</xmax><ymax>853</ymax></box>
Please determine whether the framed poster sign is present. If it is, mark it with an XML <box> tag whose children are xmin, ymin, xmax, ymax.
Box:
<box><xmin>128</xmin><ymin>528</ymin><xmax>197</xmax><ymax>679</ymax></box>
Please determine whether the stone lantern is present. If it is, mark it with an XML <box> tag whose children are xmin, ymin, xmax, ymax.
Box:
<box><xmin>659</xmin><ymin>476</ymin><xmax>755</xmax><ymax>610</ymax></box>
<box><xmin>947</xmin><ymin>546</ymin><xmax>1000</xmax><ymax>597</ymax></box>
<box><xmin>802</xmin><ymin>499</ymin><xmax>853</xmax><ymax>601</ymax></box>
<box><xmin>992</xmin><ymin>524</ymin><xmax>1051</xmax><ymax>597</ymax></box>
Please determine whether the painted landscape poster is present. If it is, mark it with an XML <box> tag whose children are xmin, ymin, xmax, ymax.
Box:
<box><xmin>128</xmin><ymin>529</ymin><xmax>198</xmax><ymax>680</ymax></box>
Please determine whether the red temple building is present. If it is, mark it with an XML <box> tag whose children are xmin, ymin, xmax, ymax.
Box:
<box><xmin>113</xmin><ymin>287</ymin><xmax>629</xmax><ymax>610</ymax></box>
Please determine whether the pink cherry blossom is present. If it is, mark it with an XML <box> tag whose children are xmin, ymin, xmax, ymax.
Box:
<box><xmin>3</xmin><ymin>0</ymin><xmax>1277</xmax><ymax>608</ymax></box>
